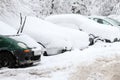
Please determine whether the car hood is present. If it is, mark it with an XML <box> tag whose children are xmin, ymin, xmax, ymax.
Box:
<box><xmin>9</xmin><ymin>34</ymin><xmax>42</xmax><ymax>49</ymax></box>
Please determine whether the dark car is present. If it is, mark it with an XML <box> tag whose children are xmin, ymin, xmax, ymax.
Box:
<box><xmin>0</xmin><ymin>34</ymin><xmax>42</xmax><ymax>68</ymax></box>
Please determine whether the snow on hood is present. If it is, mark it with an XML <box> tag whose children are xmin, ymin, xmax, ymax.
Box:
<box><xmin>9</xmin><ymin>34</ymin><xmax>42</xmax><ymax>49</ymax></box>
<box><xmin>23</xmin><ymin>16</ymin><xmax>89</xmax><ymax>49</ymax></box>
<box><xmin>45</xmin><ymin>14</ymin><xmax>120</xmax><ymax>41</ymax></box>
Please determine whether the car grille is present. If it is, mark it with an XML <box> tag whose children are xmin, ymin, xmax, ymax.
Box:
<box><xmin>31</xmin><ymin>55</ymin><xmax>40</xmax><ymax>60</ymax></box>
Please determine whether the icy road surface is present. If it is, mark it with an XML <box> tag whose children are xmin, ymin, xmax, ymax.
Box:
<box><xmin>0</xmin><ymin>42</ymin><xmax>120</xmax><ymax>80</ymax></box>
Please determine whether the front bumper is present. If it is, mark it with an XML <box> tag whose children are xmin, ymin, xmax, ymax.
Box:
<box><xmin>14</xmin><ymin>48</ymin><xmax>41</xmax><ymax>65</ymax></box>
<box><xmin>19</xmin><ymin>55</ymin><xmax>41</xmax><ymax>65</ymax></box>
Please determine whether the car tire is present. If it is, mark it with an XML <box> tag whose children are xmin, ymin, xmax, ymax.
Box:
<box><xmin>43</xmin><ymin>51</ymin><xmax>48</xmax><ymax>56</ymax></box>
<box><xmin>0</xmin><ymin>51</ymin><xmax>16</xmax><ymax>68</ymax></box>
<box><xmin>89</xmin><ymin>38</ymin><xmax>94</xmax><ymax>46</ymax></box>
<box><xmin>104</xmin><ymin>39</ymin><xmax>111</xmax><ymax>43</ymax></box>
<box><xmin>94</xmin><ymin>38</ymin><xmax>104</xmax><ymax>43</ymax></box>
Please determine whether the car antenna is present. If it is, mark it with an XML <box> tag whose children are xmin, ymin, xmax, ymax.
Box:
<box><xmin>17</xmin><ymin>13</ymin><xmax>27</xmax><ymax>34</ymax></box>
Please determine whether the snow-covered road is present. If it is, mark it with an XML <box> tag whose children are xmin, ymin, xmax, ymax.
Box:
<box><xmin>1</xmin><ymin>42</ymin><xmax>120</xmax><ymax>80</ymax></box>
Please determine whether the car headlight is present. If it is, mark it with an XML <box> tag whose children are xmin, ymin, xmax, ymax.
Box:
<box><xmin>17</xmin><ymin>42</ymin><xmax>27</xmax><ymax>48</ymax></box>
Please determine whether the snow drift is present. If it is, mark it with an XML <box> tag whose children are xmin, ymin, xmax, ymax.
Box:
<box><xmin>70</xmin><ymin>56</ymin><xmax>120</xmax><ymax>80</ymax></box>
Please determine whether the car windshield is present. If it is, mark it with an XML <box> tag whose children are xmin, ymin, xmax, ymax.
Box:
<box><xmin>105</xmin><ymin>18</ymin><xmax>120</xmax><ymax>26</ymax></box>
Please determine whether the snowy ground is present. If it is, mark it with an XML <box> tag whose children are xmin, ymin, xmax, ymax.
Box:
<box><xmin>1</xmin><ymin>42</ymin><xmax>120</xmax><ymax>80</ymax></box>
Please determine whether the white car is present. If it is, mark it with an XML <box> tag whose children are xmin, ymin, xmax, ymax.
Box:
<box><xmin>45</xmin><ymin>14</ymin><xmax>120</xmax><ymax>44</ymax></box>
<box><xmin>12</xmin><ymin>16</ymin><xmax>90</xmax><ymax>56</ymax></box>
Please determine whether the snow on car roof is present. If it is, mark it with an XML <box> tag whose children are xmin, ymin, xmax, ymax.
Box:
<box><xmin>23</xmin><ymin>16</ymin><xmax>90</xmax><ymax>49</ymax></box>
<box><xmin>45</xmin><ymin>14</ymin><xmax>120</xmax><ymax>41</ymax></box>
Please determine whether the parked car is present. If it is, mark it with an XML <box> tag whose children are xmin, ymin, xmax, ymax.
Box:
<box><xmin>11</xmin><ymin>16</ymin><xmax>90</xmax><ymax>56</ymax></box>
<box><xmin>0</xmin><ymin>21</ymin><xmax>42</xmax><ymax>68</ymax></box>
<box><xmin>88</xmin><ymin>16</ymin><xmax>120</xmax><ymax>27</ymax></box>
<box><xmin>45</xmin><ymin>14</ymin><xmax>120</xmax><ymax>44</ymax></box>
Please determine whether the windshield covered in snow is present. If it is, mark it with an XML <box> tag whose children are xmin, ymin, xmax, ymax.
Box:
<box><xmin>105</xmin><ymin>18</ymin><xmax>120</xmax><ymax>26</ymax></box>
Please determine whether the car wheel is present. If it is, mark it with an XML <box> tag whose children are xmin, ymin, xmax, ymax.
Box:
<box><xmin>104</xmin><ymin>39</ymin><xmax>111</xmax><ymax>43</ymax></box>
<box><xmin>89</xmin><ymin>34</ymin><xmax>96</xmax><ymax>46</ymax></box>
<box><xmin>0</xmin><ymin>51</ymin><xmax>16</xmax><ymax>68</ymax></box>
<box><xmin>94</xmin><ymin>38</ymin><xmax>104</xmax><ymax>43</ymax></box>
<box><xmin>43</xmin><ymin>51</ymin><xmax>48</xmax><ymax>56</ymax></box>
<box><xmin>89</xmin><ymin>38</ymin><xmax>94</xmax><ymax>46</ymax></box>
<box><xmin>114</xmin><ymin>38</ymin><xmax>119</xmax><ymax>42</ymax></box>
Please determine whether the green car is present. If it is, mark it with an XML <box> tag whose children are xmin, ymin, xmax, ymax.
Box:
<box><xmin>0</xmin><ymin>34</ymin><xmax>42</xmax><ymax>68</ymax></box>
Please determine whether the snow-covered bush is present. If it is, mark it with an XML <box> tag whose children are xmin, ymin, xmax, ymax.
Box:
<box><xmin>1</xmin><ymin>0</ymin><xmax>120</xmax><ymax>27</ymax></box>
<box><xmin>45</xmin><ymin>14</ymin><xmax>120</xmax><ymax>43</ymax></box>
<box><xmin>1</xmin><ymin>0</ymin><xmax>120</xmax><ymax>22</ymax></box>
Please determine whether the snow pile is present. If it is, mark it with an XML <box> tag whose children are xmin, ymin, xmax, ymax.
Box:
<box><xmin>0</xmin><ymin>42</ymin><xmax>120</xmax><ymax>80</ymax></box>
<box><xmin>69</xmin><ymin>42</ymin><xmax>120</xmax><ymax>80</ymax></box>
<box><xmin>45</xmin><ymin>14</ymin><xmax>120</xmax><ymax>41</ymax></box>
<box><xmin>70</xmin><ymin>57</ymin><xmax>120</xmax><ymax>80</ymax></box>
<box><xmin>13</xmin><ymin>16</ymin><xmax>90</xmax><ymax>55</ymax></box>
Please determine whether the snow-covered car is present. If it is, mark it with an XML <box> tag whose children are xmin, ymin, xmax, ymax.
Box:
<box><xmin>12</xmin><ymin>16</ymin><xmax>90</xmax><ymax>55</ymax></box>
<box><xmin>45</xmin><ymin>14</ymin><xmax>120</xmax><ymax>44</ymax></box>
<box><xmin>88</xmin><ymin>16</ymin><xmax>120</xmax><ymax>27</ymax></box>
<box><xmin>0</xmin><ymin>21</ymin><xmax>42</xmax><ymax>67</ymax></box>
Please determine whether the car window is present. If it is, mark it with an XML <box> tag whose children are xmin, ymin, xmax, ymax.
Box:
<box><xmin>94</xmin><ymin>18</ymin><xmax>112</xmax><ymax>26</ymax></box>
<box><xmin>102</xmin><ymin>20</ymin><xmax>113</xmax><ymax>26</ymax></box>
<box><xmin>97</xmin><ymin>19</ymin><xmax>103</xmax><ymax>24</ymax></box>
<box><xmin>93</xmin><ymin>18</ymin><xmax>98</xmax><ymax>22</ymax></box>
<box><xmin>93</xmin><ymin>18</ymin><xmax>103</xmax><ymax>24</ymax></box>
<box><xmin>106</xmin><ymin>18</ymin><xmax>120</xmax><ymax>26</ymax></box>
